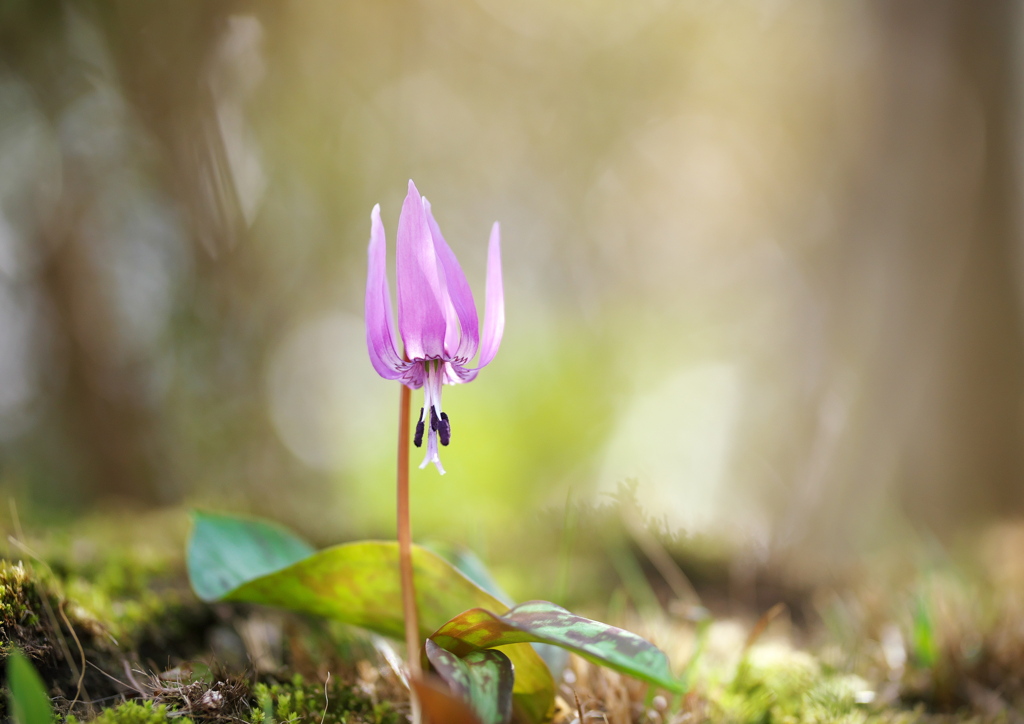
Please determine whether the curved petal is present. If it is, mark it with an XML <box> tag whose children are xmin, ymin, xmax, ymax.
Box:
<box><xmin>397</xmin><ymin>180</ymin><xmax>451</xmax><ymax>361</ymax></box>
<box><xmin>447</xmin><ymin>360</ymin><xmax>479</xmax><ymax>384</ymax></box>
<box><xmin>401</xmin><ymin>360</ymin><xmax>426</xmax><ymax>390</ymax></box>
<box><xmin>476</xmin><ymin>222</ymin><xmax>504</xmax><ymax>368</ymax></box>
<box><xmin>365</xmin><ymin>204</ymin><xmax>405</xmax><ymax>380</ymax></box>
<box><xmin>448</xmin><ymin>224</ymin><xmax>504</xmax><ymax>384</ymax></box>
<box><xmin>424</xmin><ymin>198</ymin><xmax>479</xmax><ymax>362</ymax></box>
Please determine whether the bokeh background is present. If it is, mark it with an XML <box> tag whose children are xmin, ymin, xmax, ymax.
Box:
<box><xmin>1</xmin><ymin>1</ymin><xmax>1022</xmax><ymax>580</ymax></box>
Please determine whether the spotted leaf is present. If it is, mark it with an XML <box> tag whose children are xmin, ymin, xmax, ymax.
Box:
<box><xmin>430</xmin><ymin>600</ymin><xmax>683</xmax><ymax>692</ymax></box>
<box><xmin>425</xmin><ymin>640</ymin><xmax>513</xmax><ymax>724</ymax></box>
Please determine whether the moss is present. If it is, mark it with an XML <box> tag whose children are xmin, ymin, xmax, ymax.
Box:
<box><xmin>0</xmin><ymin>554</ymin><xmax>211</xmax><ymax>722</ymax></box>
<box><xmin>248</xmin><ymin>674</ymin><xmax>404</xmax><ymax>724</ymax></box>
<box><xmin>712</xmin><ymin>644</ymin><xmax>878</xmax><ymax>724</ymax></box>
<box><xmin>0</xmin><ymin>560</ymin><xmax>126</xmax><ymax>721</ymax></box>
<box><xmin>0</xmin><ymin>561</ymin><xmax>48</xmax><ymax>656</ymax></box>
<box><xmin>60</xmin><ymin>572</ymin><xmax>214</xmax><ymax>664</ymax></box>
<box><xmin>67</xmin><ymin>700</ymin><xmax>191</xmax><ymax>724</ymax></box>
<box><xmin>52</xmin><ymin>672</ymin><xmax>402</xmax><ymax>724</ymax></box>
<box><xmin>42</xmin><ymin>515</ymin><xmax>215</xmax><ymax>664</ymax></box>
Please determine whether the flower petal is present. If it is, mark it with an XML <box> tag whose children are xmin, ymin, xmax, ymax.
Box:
<box><xmin>365</xmin><ymin>204</ymin><xmax>405</xmax><ymax>380</ymax></box>
<box><xmin>477</xmin><ymin>221</ymin><xmax>505</xmax><ymax>368</ymax></box>
<box><xmin>402</xmin><ymin>361</ymin><xmax>426</xmax><ymax>390</ymax></box>
<box><xmin>424</xmin><ymin>198</ymin><xmax>479</xmax><ymax>362</ymax></box>
<box><xmin>450</xmin><ymin>222</ymin><xmax>504</xmax><ymax>384</ymax></box>
<box><xmin>397</xmin><ymin>180</ymin><xmax>450</xmax><ymax>360</ymax></box>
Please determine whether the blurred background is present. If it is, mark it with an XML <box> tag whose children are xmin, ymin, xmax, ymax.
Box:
<box><xmin>1</xmin><ymin>0</ymin><xmax>1022</xmax><ymax>582</ymax></box>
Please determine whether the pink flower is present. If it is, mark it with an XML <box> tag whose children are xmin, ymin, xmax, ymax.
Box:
<box><xmin>365</xmin><ymin>180</ymin><xmax>504</xmax><ymax>474</ymax></box>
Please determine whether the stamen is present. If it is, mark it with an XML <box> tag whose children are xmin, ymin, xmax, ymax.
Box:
<box><xmin>438</xmin><ymin>411</ymin><xmax>451</xmax><ymax>446</ymax></box>
<box><xmin>414</xmin><ymin>408</ymin><xmax>425</xmax><ymax>448</ymax></box>
<box><xmin>430</xmin><ymin>406</ymin><xmax>440</xmax><ymax>432</ymax></box>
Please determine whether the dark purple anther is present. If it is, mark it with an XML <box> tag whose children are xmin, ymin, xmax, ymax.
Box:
<box><xmin>438</xmin><ymin>411</ymin><xmax>451</xmax><ymax>446</ymax></box>
<box><xmin>414</xmin><ymin>408</ymin><xmax>425</xmax><ymax>448</ymax></box>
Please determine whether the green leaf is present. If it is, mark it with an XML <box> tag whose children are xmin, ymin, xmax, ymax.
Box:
<box><xmin>188</xmin><ymin>510</ymin><xmax>315</xmax><ymax>601</ymax></box>
<box><xmin>425</xmin><ymin>640</ymin><xmax>513</xmax><ymax>724</ymax></box>
<box><xmin>186</xmin><ymin>513</ymin><xmax>554</xmax><ymax>724</ymax></box>
<box><xmin>430</xmin><ymin>600</ymin><xmax>683</xmax><ymax>693</ymax></box>
<box><xmin>423</xmin><ymin>542</ymin><xmax>513</xmax><ymax>606</ymax></box>
<box><xmin>6</xmin><ymin>649</ymin><xmax>53</xmax><ymax>724</ymax></box>
<box><xmin>912</xmin><ymin>594</ymin><xmax>937</xmax><ymax>668</ymax></box>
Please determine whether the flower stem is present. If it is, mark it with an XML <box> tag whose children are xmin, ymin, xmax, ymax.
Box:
<box><xmin>397</xmin><ymin>382</ymin><xmax>421</xmax><ymax>683</ymax></box>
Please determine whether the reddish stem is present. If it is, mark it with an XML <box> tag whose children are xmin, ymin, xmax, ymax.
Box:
<box><xmin>397</xmin><ymin>382</ymin><xmax>421</xmax><ymax>682</ymax></box>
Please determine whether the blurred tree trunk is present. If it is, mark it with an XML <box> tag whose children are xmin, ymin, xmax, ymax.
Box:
<box><xmin>41</xmin><ymin>201</ymin><xmax>168</xmax><ymax>504</ymax></box>
<box><xmin>915</xmin><ymin>0</ymin><xmax>1024</xmax><ymax>526</ymax></box>
<box><xmin>0</xmin><ymin>1</ymin><xmax>243</xmax><ymax>506</ymax></box>
<box><xmin>0</xmin><ymin>2</ymin><xmax>169</xmax><ymax>505</ymax></box>
<box><xmin>778</xmin><ymin>0</ymin><xmax>1024</xmax><ymax>558</ymax></box>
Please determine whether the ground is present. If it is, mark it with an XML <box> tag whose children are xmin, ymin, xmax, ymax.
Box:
<box><xmin>2</xmin><ymin>508</ymin><xmax>1023</xmax><ymax>724</ymax></box>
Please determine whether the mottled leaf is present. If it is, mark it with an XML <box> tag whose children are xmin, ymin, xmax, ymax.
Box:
<box><xmin>412</xmin><ymin>677</ymin><xmax>484</xmax><ymax>724</ymax></box>
<box><xmin>6</xmin><ymin>650</ymin><xmax>53</xmax><ymax>724</ymax></box>
<box><xmin>425</xmin><ymin>640</ymin><xmax>513</xmax><ymax>724</ymax></box>
<box><xmin>188</xmin><ymin>510</ymin><xmax>315</xmax><ymax>601</ymax></box>
<box><xmin>430</xmin><ymin>600</ymin><xmax>683</xmax><ymax>692</ymax></box>
<box><xmin>186</xmin><ymin>513</ymin><xmax>554</xmax><ymax>724</ymax></box>
<box><xmin>425</xmin><ymin>640</ymin><xmax>472</xmax><ymax>699</ymax></box>
<box><xmin>425</xmin><ymin>543</ymin><xmax>568</xmax><ymax>678</ymax></box>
